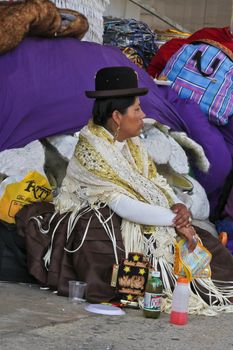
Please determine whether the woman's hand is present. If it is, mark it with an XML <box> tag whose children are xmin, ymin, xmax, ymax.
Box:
<box><xmin>175</xmin><ymin>225</ymin><xmax>198</xmax><ymax>252</ymax></box>
<box><xmin>171</xmin><ymin>203</ymin><xmax>192</xmax><ymax>228</ymax></box>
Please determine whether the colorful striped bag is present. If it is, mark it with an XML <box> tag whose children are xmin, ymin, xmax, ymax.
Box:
<box><xmin>174</xmin><ymin>238</ymin><xmax>212</xmax><ymax>282</ymax></box>
<box><xmin>160</xmin><ymin>40</ymin><xmax>233</xmax><ymax>125</ymax></box>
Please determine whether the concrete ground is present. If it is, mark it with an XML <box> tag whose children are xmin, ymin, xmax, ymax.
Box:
<box><xmin>0</xmin><ymin>282</ymin><xmax>232</xmax><ymax>350</ymax></box>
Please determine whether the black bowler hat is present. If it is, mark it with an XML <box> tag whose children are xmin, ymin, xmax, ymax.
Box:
<box><xmin>85</xmin><ymin>66</ymin><xmax>148</xmax><ymax>98</ymax></box>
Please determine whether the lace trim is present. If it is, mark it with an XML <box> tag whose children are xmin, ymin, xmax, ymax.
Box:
<box><xmin>76</xmin><ymin>134</ymin><xmax>147</xmax><ymax>202</ymax></box>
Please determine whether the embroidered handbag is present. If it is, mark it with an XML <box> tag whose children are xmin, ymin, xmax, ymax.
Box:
<box><xmin>111</xmin><ymin>252</ymin><xmax>149</xmax><ymax>302</ymax></box>
<box><xmin>160</xmin><ymin>40</ymin><xmax>233</xmax><ymax>125</ymax></box>
<box><xmin>174</xmin><ymin>238</ymin><xmax>212</xmax><ymax>281</ymax></box>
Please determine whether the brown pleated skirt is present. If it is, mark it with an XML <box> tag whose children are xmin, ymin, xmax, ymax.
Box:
<box><xmin>16</xmin><ymin>202</ymin><xmax>233</xmax><ymax>304</ymax></box>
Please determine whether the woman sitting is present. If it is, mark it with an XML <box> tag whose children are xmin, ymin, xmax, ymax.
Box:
<box><xmin>56</xmin><ymin>66</ymin><xmax>233</xmax><ymax>314</ymax></box>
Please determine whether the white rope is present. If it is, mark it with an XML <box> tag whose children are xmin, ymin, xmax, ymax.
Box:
<box><xmin>64</xmin><ymin>211</ymin><xmax>93</xmax><ymax>253</ymax></box>
<box><xmin>29</xmin><ymin>212</ymin><xmax>58</xmax><ymax>235</ymax></box>
<box><xmin>66</xmin><ymin>206</ymin><xmax>93</xmax><ymax>241</ymax></box>
<box><xmin>30</xmin><ymin>211</ymin><xmax>69</xmax><ymax>269</ymax></box>
<box><xmin>109</xmin><ymin>210</ymin><xmax>125</xmax><ymax>254</ymax></box>
<box><xmin>121</xmin><ymin>220</ymin><xmax>144</xmax><ymax>257</ymax></box>
<box><xmin>61</xmin><ymin>204</ymin><xmax>122</xmax><ymax>265</ymax></box>
<box><xmin>93</xmin><ymin>207</ymin><xmax>120</xmax><ymax>265</ymax></box>
<box><xmin>43</xmin><ymin>212</ymin><xmax>70</xmax><ymax>270</ymax></box>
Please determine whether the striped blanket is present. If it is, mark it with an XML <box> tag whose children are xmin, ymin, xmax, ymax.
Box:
<box><xmin>160</xmin><ymin>40</ymin><xmax>233</xmax><ymax>125</ymax></box>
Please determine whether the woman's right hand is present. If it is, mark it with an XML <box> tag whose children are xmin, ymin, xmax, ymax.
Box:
<box><xmin>175</xmin><ymin>225</ymin><xmax>198</xmax><ymax>252</ymax></box>
<box><xmin>171</xmin><ymin>203</ymin><xmax>192</xmax><ymax>228</ymax></box>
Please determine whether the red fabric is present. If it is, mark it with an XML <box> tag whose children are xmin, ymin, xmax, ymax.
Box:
<box><xmin>147</xmin><ymin>27</ymin><xmax>233</xmax><ymax>78</ymax></box>
<box><xmin>147</xmin><ymin>38</ymin><xmax>184</xmax><ymax>77</ymax></box>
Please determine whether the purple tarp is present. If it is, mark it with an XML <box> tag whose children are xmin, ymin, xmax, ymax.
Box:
<box><xmin>0</xmin><ymin>37</ymin><xmax>232</xmax><ymax>213</ymax></box>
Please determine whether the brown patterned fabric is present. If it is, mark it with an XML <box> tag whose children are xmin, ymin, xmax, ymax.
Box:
<box><xmin>122</xmin><ymin>47</ymin><xmax>144</xmax><ymax>68</ymax></box>
<box><xmin>0</xmin><ymin>0</ymin><xmax>88</xmax><ymax>55</ymax></box>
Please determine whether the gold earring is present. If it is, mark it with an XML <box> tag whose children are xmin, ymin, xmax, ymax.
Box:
<box><xmin>113</xmin><ymin>126</ymin><xmax>120</xmax><ymax>142</ymax></box>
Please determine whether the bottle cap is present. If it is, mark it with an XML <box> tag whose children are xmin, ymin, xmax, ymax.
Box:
<box><xmin>177</xmin><ymin>276</ymin><xmax>189</xmax><ymax>283</ymax></box>
<box><xmin>151</xmin><ymin>271</ymin><xmax>160</xmax><ymax>278</ymax></box>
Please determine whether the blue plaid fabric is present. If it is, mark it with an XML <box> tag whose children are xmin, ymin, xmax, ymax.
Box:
<box><xmin>161</xmin><ymin>42</ymin><xmax>233</xmax><ymax>125</ymax></box>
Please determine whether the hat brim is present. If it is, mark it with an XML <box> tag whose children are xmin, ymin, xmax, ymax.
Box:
<box><xmin>85</xmin><ymin>87</ymin><xmax>148</xmax><ymax>98</ymax></box>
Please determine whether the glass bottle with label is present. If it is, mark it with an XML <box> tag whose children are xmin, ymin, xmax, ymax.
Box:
<box><xmin>143</xmin><ymin>270</ymin><xmax>163</xmax><ymax>318</ymax></box>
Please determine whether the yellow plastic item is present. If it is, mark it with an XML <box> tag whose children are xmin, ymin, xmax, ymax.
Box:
<box><xmin>0</xmin><ymin>171</ymin><xmax>53</xmax><ymax>224</ymax></box>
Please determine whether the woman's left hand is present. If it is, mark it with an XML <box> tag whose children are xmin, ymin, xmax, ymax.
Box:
<box><xmin>171</xmin><ymin>203</ymin><xmax>192</xmax><ymax>228</ymax></box>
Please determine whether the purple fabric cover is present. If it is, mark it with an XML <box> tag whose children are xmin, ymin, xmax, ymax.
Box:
<box><xmin>224</xmin><ymin>186</ymin><xmax>233</xmax><ymax>219</ymax></box>
<box><xmin>0</xmin><ymin>38</ymin><xmax>232</xmax><ymax>212</ymax></box>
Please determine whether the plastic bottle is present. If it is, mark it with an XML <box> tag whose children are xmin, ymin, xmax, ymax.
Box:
<box><xmin>143</xmin><ymin>270</ymin><xmax>163</xmax><ymax>318</ymax></box>
<box><xmin>170</xmin><ymin>276</ymin><xmax>190</xmax><ymax>325</ymax></box>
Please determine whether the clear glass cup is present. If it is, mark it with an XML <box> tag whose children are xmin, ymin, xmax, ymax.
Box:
<box><xmin>69</xmin><ymin>281</ymin><xmax>87</xmax><ymax>303</ymax></box>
